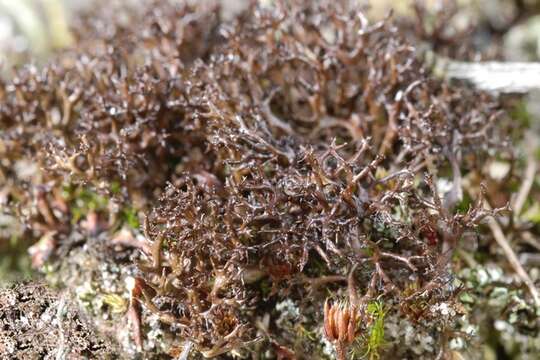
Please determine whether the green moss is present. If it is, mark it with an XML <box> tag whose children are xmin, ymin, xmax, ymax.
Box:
<box><xmin>353</xmin><ymin>300</ymin><xmax>387</xmax><ymax>360</ymax></box>
<box><xmin>455</xmin><ymin>191</ymin><xmax>473</xmax><ymax>214</ymax></box>
<box><xmin>110</xmin><ymin>181</ymin><xmax>122</xmax><ymax>195</ymax></box>
<box><xmin>102</xmin><ymin>293</ymin><xmax>128</xmax><ymax>314</ymax></box>
<box><xmin>297</xmin><ymin>324</ymin><xmax>317</xmax><ymax>342</ymax></box>
<box><xmin>459</xmin><ymin>291</ymin><xmax>475</xmax><ymax>305</ymax></box>
<box><xmin>260</xmin><ymin>278</ymin><xmax>272</xmax><ymax>298</ymax></box>
<box><xmin>523</xmin><ymin>202</ymin><xmax>540</xmax><ymax>223</ymax></box>
<box><xmin>120</xmin><ymin>207</ymin><xmax>140</xmax><ymax>229</ymax></box>
<box><xmin>367</xmin><ymin>302</ymin><xmax>387</xmax><ymax>353</ymax></box>
<box><xmin>63</xmin><ymin>185</ymin><xmax>109</xmax><ymax>223</ymax></box>
<box><xmin>0</xmin><ymin>235</ymin><xmax>34</xmax><ymax>285</ymax></box>
<box><xmin>509</xmin><ymin>100</ymin><xmax>531</xmax><ymax>129</ymax></box>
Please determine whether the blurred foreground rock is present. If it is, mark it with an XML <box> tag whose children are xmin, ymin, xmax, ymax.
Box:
<box><xmin>0</xmin><ymin>282</ymin><xmax>119</xmax><ymax>359</ymax></box>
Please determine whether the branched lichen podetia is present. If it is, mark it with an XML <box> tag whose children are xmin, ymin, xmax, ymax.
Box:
<box><xmin>0</xmin><ymin>0</ymin><xmax>529</xmax><ymax>358</ymax></box>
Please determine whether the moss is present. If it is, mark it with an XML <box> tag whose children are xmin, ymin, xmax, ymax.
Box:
<box><xmin>363</xmin><ymin>301</ymin><xmax>388</xmax><ymax>360</ymax></box>
<box><xmin>120</xmin><ymin>207</ymin><xmax>140</xmax><ymax>230</ymax></box>
<box><xmin>63</xmin><ymin>185</ymin><xmax>109</xmax><ymax>223</ymax></box>
<box><xmin>509</xmin><ymin>100</ymin><xmax>532</xmax><ymax>129</ymax></box>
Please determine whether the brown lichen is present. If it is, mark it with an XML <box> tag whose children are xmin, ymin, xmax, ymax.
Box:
<box><xmin>0</xmin><ymin>0</ymin><xmax>521</xmax><ymax>358</ymax></box>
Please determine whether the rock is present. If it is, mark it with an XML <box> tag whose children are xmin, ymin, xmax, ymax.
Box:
<box><xmin>0</xmin><ymin>282</ymin><xmax>119</xmax><ymax>359</ymax></box>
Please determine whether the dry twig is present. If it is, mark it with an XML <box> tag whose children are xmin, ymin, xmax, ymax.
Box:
<box><xmin>486</xmin><ymin>213</ymin><xmax>540</xmax><ymax>306</ymax></box>
<box><xmin>513</xmin><ymin>134</ymin><xmax>538</xmax><ymax>217</ymax></box>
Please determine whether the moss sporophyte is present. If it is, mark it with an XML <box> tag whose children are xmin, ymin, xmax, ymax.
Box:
<box><xmin>324</xmin><ymin>299</ymin><xmax>361</xmax><ymax>360</ymax></box>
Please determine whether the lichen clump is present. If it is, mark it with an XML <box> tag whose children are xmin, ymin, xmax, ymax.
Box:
<box><xmin>0</xmin><ymin>0</ymin><xmax>521</xmax><ymax>358</ymax></box>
